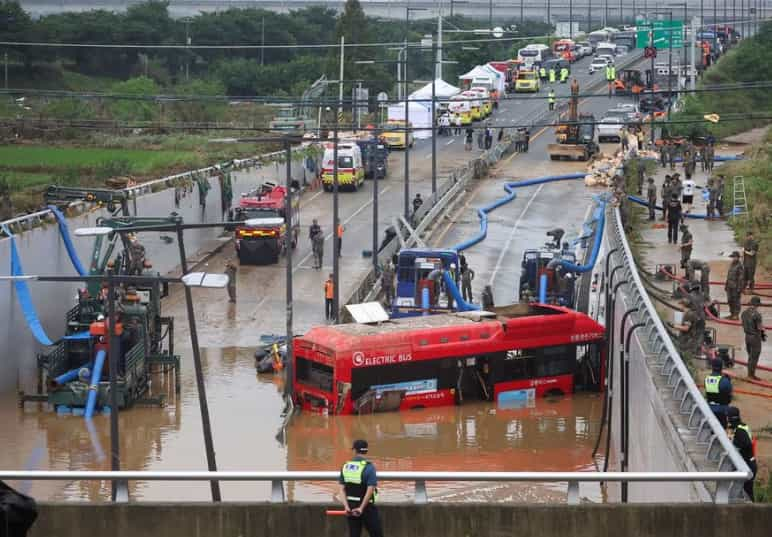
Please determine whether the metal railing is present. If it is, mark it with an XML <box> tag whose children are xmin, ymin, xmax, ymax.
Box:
<box><xmin>0</xmin><ymin>469</ymin><xmax>750</xmax><ymax>505</ymax></box>
<box><xmin>607</xmin><ymin>206</ymin><xmax>751</xmax><ymax>501</ymax></box>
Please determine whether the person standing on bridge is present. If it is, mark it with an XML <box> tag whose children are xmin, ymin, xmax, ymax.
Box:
<box><xmin>548</xmin><ymin>88</ymin><xmax>556</xmax><ymax>111</ymax></box>
<box><xmin>743</xmin><ymin>230</ymin><xmax>759</xmax><ymax>291</ymax></box>
<box><xmin>741</xmin><ymin>296</ymin><xmax>765</xmax><ymax>380</ymax></box>
<box><xmin>336</xmin><ymin>222</ymin><xmax>345</xmax><ymax>258</ymax></box>
<box><xmin>225</xmin><ymin>260</ymin><xmax>237</xmax><ymax>303</ymax></box>
<box><xmin>704</xmin><ymin>358</ymin><xmax>733</xmax><ymax>427</ymax></box>
<box><xmin>727</xmin><ymin>406</ymin><xmax>757</xmax><ymax>502</ymax></box>
<box><xmin>646</xmin><ymin>177</ymin><xmax>657</xmax><ymax>221</ymax></box>
<box><xmin>339</xmin><ymin>439</ymin><xmax>384</xmax><ymax>537</ymax></box>
<box><xmin>724</xmin><ymin>251</ymin><xmax>744</xmax><ymax>321</ymax></box>
<box><xmin>324</xmin><ymin>274</ymin><xmax>335</xmax><ymax>322</ymax></box>
<box><xmin>461</xmin><ymin>265</ymin><xmax>475</xmax><ymax>303</ymax></box>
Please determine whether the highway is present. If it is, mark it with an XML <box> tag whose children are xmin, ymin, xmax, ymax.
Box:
<box><xmin>0</xmin><ymin>52</ymin><xmax>644</xmax><ymax>502</ymax></box>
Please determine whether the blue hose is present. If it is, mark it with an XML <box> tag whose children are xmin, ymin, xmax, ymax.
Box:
<box><xmin>84</xmin><ymin>349</ymin><xmax>107</xmax><ymax>418</ymax></box>
<box><xmin>47</xmin><ymin>205</ymin><xmax>88</xmax><ymax>276</ymax></box>
<box><xmin>421</xmin><ymin>287</ymin><xmax>430</xmax><ymax>316</ymax></box>
<box><xmin>452</xmin><ymin>173</ymin><xmax>587</xmax><ymax>252</ymax></box>
<box><xmin>442</xmin><ymin>271</ymin><xmax>480</xmax><ymax>311</ymax></box>
<box><xmin>1</xmin><ymin>224</ymin><xmax>54</xmax><ymax>346</ymax></box>
<box><xmin>558</xmin><ymin>196</ymin><xmax>606</xmax><ymax>273</ymax></box>
<box><xmin>53</xmin><ymin>363</ymin><xmax>91</xmax><ymax>386</ymax></box>
<box><xmin>538</xmin><ymin>273</ymin><xmax>548</xmax><ymax>303</ymax></box>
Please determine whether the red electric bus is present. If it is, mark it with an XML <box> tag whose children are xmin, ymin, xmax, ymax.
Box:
<box><xmin>293</xmin><ymin>303</ymin><xmax>606</xmax><ymax>415</ymax></box>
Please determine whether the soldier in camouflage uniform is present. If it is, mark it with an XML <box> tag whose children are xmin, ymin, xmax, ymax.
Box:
<box><xmin>741</xmin><ymin>296</ymin><xmax>766</xmax><ymax>379</ymax></box>
<box><xmin>661</xmin><ymin>175</ymin><xmax>672</xmax><ymax>221</ymax></box>
<box><xmin>127</xmin><ymin>234</ymin><xmax>147</xmax><ymax>275</ymax></box>
<box><xmin>724</xmin><ymin>251</ymin><xmax>744</xmax><ymax>320</ymax></box>
<box><xmin>672</xmin><ymin>295</ymin><xmax>702</xmax><ymax>359</ymax></box>
<box><xmin>225</xmin><ymin>261</ymin><xmax>237</xmax><ymax>303</ymax></box>
<box><xmin>742</xmin><ymin>231</ymin><xmax>759</xmax><ymax>290</ymax></box>
<box><xmin>646</xmin><ymin>177</ymin><xmax>657</xmax><ymax>220</ymax></box>
<box><xmin>679</xmin><ymin>224</ymin><xmax>693</xmax><ymax>269</ymax></box>
<box><xmin>685</xmin><ymin>259</ymin><xmax>712</xmax><ymax>301</ymax></box>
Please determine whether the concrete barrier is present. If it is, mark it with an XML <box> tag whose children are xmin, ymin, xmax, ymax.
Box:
<box><xmin>29</xmin><ymin>503</ymin><xmax>772</xmax><ymax>537</ymax></box>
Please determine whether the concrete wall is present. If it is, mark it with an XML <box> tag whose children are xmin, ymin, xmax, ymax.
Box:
<box><xmin>29</xmin><ymin>503</ymin><xmax>772</xmax><ymax>537</ymax></box>
<box><xmin>0</xmin><ymin>158</ymin><xmax>308</xmax><ymax>394</ymax></box>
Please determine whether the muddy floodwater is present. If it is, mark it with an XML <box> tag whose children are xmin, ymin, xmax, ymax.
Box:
<box><xmin>1</xmin><ymin>347</ymin><xmax>606</xmax><ymax>503</ymax></box>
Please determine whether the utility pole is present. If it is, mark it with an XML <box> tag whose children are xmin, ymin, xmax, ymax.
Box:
<box><xmin>437</xmin><ymin>11</ymin><xmax>443</xmax><ymax>80</ymax></box>
<box><xmin>570</xmin><ymin>0</ymin><xmax>574</xmax><ymax>39</ymax></box>
<box><xmin>283</xmin><ymin>139</ymin><xmax>294</xmax><ymax>405</ymax></box>
<box><xmin>184</xmin><ymin>18</ymin><xmax>191</xmax><ymax>81</ymax></box>
<box><xmin>690</xmin><ymin>16</ymin><xmax>697</xmax><ymax>91</ymax></box>
<box><xmin>588</xmin><ymin>0</ymin><xmax>593</xmax><ymax>33</ymax></box>
<box><xmin>667</xmin><ymin>10</ymin><xmax>674</xmax><ymax>121</ymax></box>
<box><xmin>431</xmin><ymin>38</ymin><xmax>437</xmax><ymax>196</ymax></box>
<box><xmin>261</xmin><ymin>16</ymin><xmax>265</xmax><ymax>66</ymax></box>
<box><xmin>3</xmin><ymin>52</ymin><xmax>7</xmax><ymax>90</ymax></box>
<box><xmin>404</xmin><ymin>9</ymin><xmax>411</xmax><ymax>220</ymax></box>
<box><xmin>106</xmin><ymin>269</ymin><xmax>122</xmax><ymax>501</ymax></box>
<box><xmin>333</xmin><ymin>37</ymin><xmax>343</xmax><ymax>324</ymax></box>
<box><xmin>489</xmin><ymin>0</ymin><xmax>493</xmax><ymax>31</ymax></box>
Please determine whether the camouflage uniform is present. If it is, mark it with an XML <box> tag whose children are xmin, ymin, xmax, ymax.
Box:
<box><xmin>740</xmin><ymin>301</ymin><xmax>765</xmax><ymax>378</ymax></box>
<box><xmin>679</xmin><ymin>226</ymin><xmax>693</xmax><ymax>268</ymax></box>
<box><xmin>461</xmin><ymin>267</ymin><xmax>475</xmax><ymax>303</ymax></box>
<box><xmin>686</xmin><ymin>259</ymin><xmax>712</xmax><ymax>301</ymax></box>
<box><xmin>678</xmin><ymin>307</ymin><xmax>702</xmax><ymax>359</ymax></box>
<box><xmin>225</xmin><ymin>262</ymin><xmax>237</xmax><ymax>303</ymax></box>
<box><xmin>128</xmin><ymin>240</ymin><xmax>146</xmax><ymax>275</ymax></box>
<box><xmin>724</xmin><ymin>256</ymin><xmax>744</xmax><ymax>319</ymax></box>
<box><xmin>742</xmin><ymin>236</ymin><xmax>759</xmax><ymax>290</ymax></box>
<box><xmin>381</xmin><ymin>262</ymin><xmax>395</xmax><ymax>305</ymax></box>
<box><xmin>646</xmin><ymin>179</ymin><xmax>657</xmax><ymax>220</ymax></box>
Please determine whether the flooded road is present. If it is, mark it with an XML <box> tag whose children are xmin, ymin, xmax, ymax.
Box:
<box><xmin>1</xmin><ymin>347</ymin><xmax>605</xmax><ymax>503</ymax></box>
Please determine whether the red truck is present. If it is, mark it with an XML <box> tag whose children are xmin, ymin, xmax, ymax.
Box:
<box><xmin>229</xmin><ymin>182</ymin><xmax>299</xmax><ymax>265</ymax></box>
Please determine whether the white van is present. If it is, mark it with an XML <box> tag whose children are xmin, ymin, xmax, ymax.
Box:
<box><xmin>321</xmin><ymin>143</ymin><xmax>365</xmax><ymax>191</ymax></box>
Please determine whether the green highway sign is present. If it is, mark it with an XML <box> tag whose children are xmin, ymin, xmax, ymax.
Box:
<box><xmin>636</xmin><ymin>20</ymin><xmax>684</xmax><ymax>49</ymax></box>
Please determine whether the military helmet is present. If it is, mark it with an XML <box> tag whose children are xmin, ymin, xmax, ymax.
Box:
<box><xmin>750</xmin><ymin>296</ymin><xmax>761</xmax><ymax>306</ymax></box>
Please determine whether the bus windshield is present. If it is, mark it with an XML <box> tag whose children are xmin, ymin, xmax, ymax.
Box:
<box><xmin>235</xmin><ymin>207</ymin><xmax>282</xmax><ymax>220</ymax></box>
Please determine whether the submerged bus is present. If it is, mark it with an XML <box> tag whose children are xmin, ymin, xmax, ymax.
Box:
<box><xmin>292</xmin><ymin>303</ymin><xmax>606</xmax><ymax>415</ymax></box>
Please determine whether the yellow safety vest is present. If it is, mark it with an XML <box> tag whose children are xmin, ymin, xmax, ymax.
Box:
<box><xmin>704</xmin><ymin>374</ymin><xmax>721</xmax><ymax>394</ymax></box>
<box><xmin>341</xmin><ymin>460</ymin><xmax>376</xmax><ymax>504</ymax></box>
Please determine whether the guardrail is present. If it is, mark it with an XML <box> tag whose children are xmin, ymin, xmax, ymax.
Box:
<box><xmin>0</xmin><ymin>469</ymin><xmax>749</xmax><ymax>505</ymax></box>
<box><xmin>0</xmin><ymin>147</ymin><xmax>299</xmax><ymax>233</ymax></box>
<box><xmin>607</xmin><ymin>205</ymin><xmax>751</xmax><ymax>501</ymax></box>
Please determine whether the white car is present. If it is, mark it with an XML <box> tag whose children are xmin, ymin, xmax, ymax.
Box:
<box><xmin>597</xmin><ymin>116</ymin><xmax>624</xmax><ymax>142</ymax></box>
<box><xmin>588</xmin><ymin>57</ymin><xmax>611</xmax><ymax>74</ymax></box>
<box><xmin>577</xmin><ymin>43</ymin><xmax>593</xmax><ymax>57</ymax></box>
<box><xmin>616</xmin><ymin>45</ymin><xmax>630</xmax><ymax>55</ymax></box>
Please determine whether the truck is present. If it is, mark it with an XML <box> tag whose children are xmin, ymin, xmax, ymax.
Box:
<box><xmin>346</xmin><ymin>133</ymin><xmax>389</xmax><ymax>180</ymax></box>
<box><xmin>268</xmin><ymin>104</ymin><xmax>315</xmax><ymax>135</ymax></box>
<box><xmin>229</xmin><ymin>182</ymin><xmax>299</xmax><ymax>264</ymax></box>
<box><xmin>548</xmin><ymin>81</ymin><xmax>599</xmax><ymax>161</ymax></box>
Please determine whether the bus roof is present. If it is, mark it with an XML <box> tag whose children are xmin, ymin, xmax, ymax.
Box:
<box><xmin>296</xmin><ymin>304</ymin><xmax>605</xmax><ymax>361</ymax></box>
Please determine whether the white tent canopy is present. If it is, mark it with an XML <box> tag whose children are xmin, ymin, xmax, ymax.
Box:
<box><xmin>387</xmin><ymin>101</ymin><xmax>433</xmax><ymax>140</ymax></box>
<box><xmin>459</xmin><ymin>65</ymin><xmax>506</xmax><ymax>94</ymax></box>
<box><xmin>409</xmin><ymin>79</ymin><xmax>460</xmax><ymax>104</ymax></box>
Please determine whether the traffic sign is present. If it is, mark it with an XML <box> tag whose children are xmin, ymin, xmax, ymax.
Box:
<box><xmin>644</xmin><ymin>46</ymin><xmax>657</xmax><ymax>59</ymax></box>
<box><xmin>636</xmin><ymin>20</ymin><xmax>683</xmax><ymax>49</ymax></box>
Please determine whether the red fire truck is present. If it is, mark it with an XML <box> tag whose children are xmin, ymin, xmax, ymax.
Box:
<box><xmin>292</xmin><ymin>303</ymin><xmax>606</xmax><ymax>415</ymax></box>
<box><xmin>230</xmin><ymin>182</ymin><xmax>299</xmax><ymax>265</ymax></box>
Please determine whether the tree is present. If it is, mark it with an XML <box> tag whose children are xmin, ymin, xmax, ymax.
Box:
<box><xmin>331</xmin><ymin>0</ymin><xmax>370</xmax><ymax>81</ymax></box>
<box><xmin>0</xmin><ymin>1</ymin><xmax>35</xmax><ymax>68</ymax></box>
<box><xmin>109</xmin><ymin>76</ymin><xmax>160</xmax><ymax>121</ymax></box>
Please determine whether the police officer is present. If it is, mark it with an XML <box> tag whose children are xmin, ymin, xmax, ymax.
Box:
<box><xmin>560</xmin><ymin>66</ymin><xmax>569</xmax><ymax>83</ymax></box>
<box><xmin>666</xmin><ymin>193</ymin><xmax>682</xmax><ymax>244</ymax></box>
<box><xmin>679</xmin><ymin>223</ymin><xmax>693</xmax><ymax>269</ymax></box>
<box><xmin>539</xmin><ymin>65</ymin><xmax>546</xmax><ymax>79</ymax></box>
<box><xmin>704</xmin><ymin>358</ymin><xmax>732</xmax><ymax>427</ymax></box>
<box><xmin>225</xmin><ymin>261</ymin><xmax>237</xmax><ymax>303</ymax></box>
<box><xmin>605</xmin><ymin>64</ymin><xmax>616</xmax><ymax>97</ymax></box>
<box><xmin>461</xmin><ymin>265</ymin><xmax>475</xmax><ymax>303</ymax></box>
<box><xmin>549</xmin><ymin>68</ymin><xmax>556</xmax><ymax>84</ymax></box>
<box><xmin>646</xmin><ymin>177</ymin><xmax>657</xmax><ymax>220</ymax></box>
<box><xmin>482</xmin><ymin>284</ymin><xmax>495</xmax><ymax>310</ymax></box>
<box><xmin>727</xmin><ymin>407</ymin><xmax>757</xmax><ymax>502</ymax></box>
<box><xmin>724</xmin><ymin>251</ymin><xmax>744</xmax><ymax>320</ymax></box>
<box><xmin>672</xmin><ymin>295</ymin><xmax>701</xmax><ymax>359</ymax></box>
<box><xmin>741</xmin><ymin>296</ymin><xmax>766</xmax><ymax>379</ymax></box>
<box><xmin>381</xmin><ymin>261</ymin><xmax>395</xmax><ymax>306</ymax></box>
<box><xmin>742</xmin><ymin>230</ymin><xmax>759</xmax><ymax>290</ymax></box>
<box><xmin>339</xmin><ymin>439</ymin><xmax>384</xmax><ymax>537</ymax></box>
<box><xmin>548</xmin><ymin>88</ymin><xmax>556</xmax><ymax>111</ymax></box>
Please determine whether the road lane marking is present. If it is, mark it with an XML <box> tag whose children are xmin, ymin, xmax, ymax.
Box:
<box><xmin>294</xmin><ymin>185</ymin><xmax>393</xmax><ymax>272</ymax></box>
<box><xmin>446</xmin><ymin>139</ymin><xmax>455</xmax><ymax>146</ymax></box>
<box><xmin>488</xmin><ymin>183</ymin><xmax>544</xmax><ymax>286</ymax></box>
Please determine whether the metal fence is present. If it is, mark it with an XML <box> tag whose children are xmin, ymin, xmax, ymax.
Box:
<box><xmin>0</xmin><ymin>469</ymin><xmax>749</xmax><ymax>505</ymax></box>
<box><xmin>607</xmin><ymin>206</ymin><xmax>751</xmax><ymax>502</ymax></box>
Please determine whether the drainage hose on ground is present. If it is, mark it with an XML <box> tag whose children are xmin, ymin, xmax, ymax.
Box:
<box><xmin>84</xmin><ymin>349</ymin><xmax>107</xmax><ymax>419</ymax></box>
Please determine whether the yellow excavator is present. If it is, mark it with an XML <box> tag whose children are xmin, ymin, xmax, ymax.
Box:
<box><xmin>548</xmin><ymin>80</ymin><xmax>599</xmax><ymax>161</ymax></box>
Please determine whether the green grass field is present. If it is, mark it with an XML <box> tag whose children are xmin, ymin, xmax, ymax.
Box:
<box><xmin>0</xmin><ymin>146</ymin><xmax>200</xmax><ymax>173</ymax></box>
